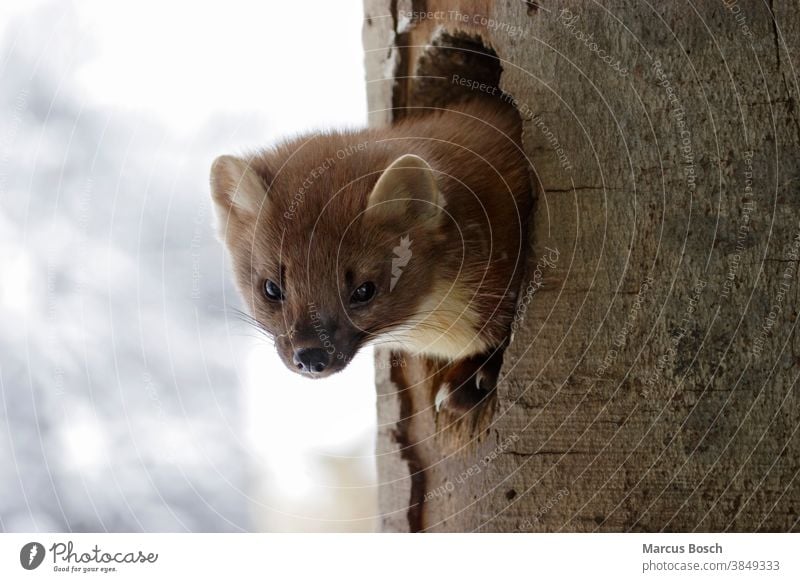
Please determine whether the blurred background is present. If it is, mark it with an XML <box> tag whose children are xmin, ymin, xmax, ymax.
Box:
<box><xmin>0</xmin><ymin>0</ymin><xmax>377</xmax><ymax>532</ymax></box>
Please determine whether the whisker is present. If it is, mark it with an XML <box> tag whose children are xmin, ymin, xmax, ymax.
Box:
<box><xmin>226</xmin><ymin>308</ymin><xmax>277</xmax><ymax>345</ymax></box>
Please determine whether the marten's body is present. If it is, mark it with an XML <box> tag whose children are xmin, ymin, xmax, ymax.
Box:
<box><xmin>211</xmin><ymin>98</ymin><xmax>531</xmax><ymax>412</ymax></box>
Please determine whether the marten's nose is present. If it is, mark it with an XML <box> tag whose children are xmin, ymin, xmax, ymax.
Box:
<box><xmin>293</xmin><ymin>348</ymin><xmax>330</xmax><ymax>375</ymax></box>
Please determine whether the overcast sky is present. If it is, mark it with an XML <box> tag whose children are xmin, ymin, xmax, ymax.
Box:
<box><xmin>0</xmin><ymin>0</ymin><xmax>377</xmax><ymax>532</ymax></box>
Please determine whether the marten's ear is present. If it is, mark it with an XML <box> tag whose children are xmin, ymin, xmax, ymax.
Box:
<box><xmin>366</xmin><ymin>154</ymin><xmax>443</xmax><ymax>223</ymax></box>
<box><xmin>210</xmin><ymin>155</ymin><xmax>268</xmax><ymax>219</ymax></box>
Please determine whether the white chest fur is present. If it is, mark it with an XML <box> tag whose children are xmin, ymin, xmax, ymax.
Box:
<box><xmin>378</xmin><ymin>280</ymin><xmax>488</xmax><ymax>360</ymax></box>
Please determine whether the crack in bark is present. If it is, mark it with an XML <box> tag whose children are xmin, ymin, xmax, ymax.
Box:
<box><xmin>390</xmin><ymin>357</ymin><xmax>426</xmax><ymax>532</ymax></box>
<box><xmin>781</xmin><ymin>73</ymin><xmax>800</xmax><ymax>147</ymax></box>
<box><xmin>389</xmin><ymin>0</ymin><xmax>411</xmax><ymax>120</ymax></box>
<box><xmin>546</xmin><ymin>186</ymin><xmax>625</xmax><ymax>193</ymax></box>
<box><xmin>769</xmin><ymin>0</ymin><xmax>781</xmax><ymax>71</ymax></box>
<box><xmin>507</xmin><ymin>449</ymin><xmax>593</xmax><ymax>456</ymax></box>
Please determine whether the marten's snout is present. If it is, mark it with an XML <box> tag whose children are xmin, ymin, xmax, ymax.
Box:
<box><xmin>276</xmin><ymin>314</ymin><xmax>355</xmax><ymax>378</ymax></box>
<box><xmin>293</xmin><ymin>347</ymin><xmax>331</xmax><ymax>375</ymax></box>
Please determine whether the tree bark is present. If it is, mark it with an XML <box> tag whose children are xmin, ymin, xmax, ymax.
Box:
<box><xmin>364</xmin><ymin>0</ymin><xmax>800</xmax><ymax>532</ymax></box>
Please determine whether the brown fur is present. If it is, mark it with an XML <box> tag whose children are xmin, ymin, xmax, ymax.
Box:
<box><xmin>211</xmin><ymin>98</ymin><xmax>531</xmax><ymax>408</ymax></box>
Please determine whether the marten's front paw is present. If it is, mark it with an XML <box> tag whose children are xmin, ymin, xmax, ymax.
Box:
<box><xmin>434</xmin><ymin>351</ymin><xmax>503</xmax><ymax>415</ymax></box>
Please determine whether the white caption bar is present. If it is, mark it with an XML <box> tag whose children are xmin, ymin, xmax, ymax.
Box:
<box><xmin>1</xmin><ymin>533</ymin><xmax>797</xmax><ymax>581</ymax></box>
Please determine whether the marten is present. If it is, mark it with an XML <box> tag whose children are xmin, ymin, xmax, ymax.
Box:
<box><xmin>210</xmin><ymin>98</ymin><xmax>531</xmax><ymax>413</ymax></box>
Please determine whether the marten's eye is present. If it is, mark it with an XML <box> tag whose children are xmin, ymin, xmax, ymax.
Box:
<box><xmin>350</xmin><ymin>281</ymin><xmax>376</xmax><ymax>306</ymax></box>
<box><xmin>264</xmin><ymin>279</ymin><xmax>285</xmax><ymax>302</ymax></box>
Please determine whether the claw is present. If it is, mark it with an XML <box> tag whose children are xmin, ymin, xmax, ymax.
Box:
<box><xmin>434</xmin><ymin>384</ymin><xmax>449</xmax><ymax>412</ymax></box>
<box><xmin>476</xmin><ymin>369</ymin><xmax>498</xmax><ymax>392</ymax></box>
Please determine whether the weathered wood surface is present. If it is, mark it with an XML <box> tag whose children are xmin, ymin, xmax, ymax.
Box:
<box><xmin>364</xmin><ymin>0</ymin><xmax>800</xmax><ymax>532</ymax></box>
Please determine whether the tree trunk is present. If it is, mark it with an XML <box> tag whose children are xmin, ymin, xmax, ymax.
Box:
<box><xmin>364</xmin><ymin>0</ymin><xmax>800</xmax><ymax>532</ymax></box>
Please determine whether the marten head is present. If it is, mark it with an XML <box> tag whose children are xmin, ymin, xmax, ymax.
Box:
<box><xmin>210</xmin><ymin>141</ymin><xmax>446</xmax><ymax>378</ymax></box>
